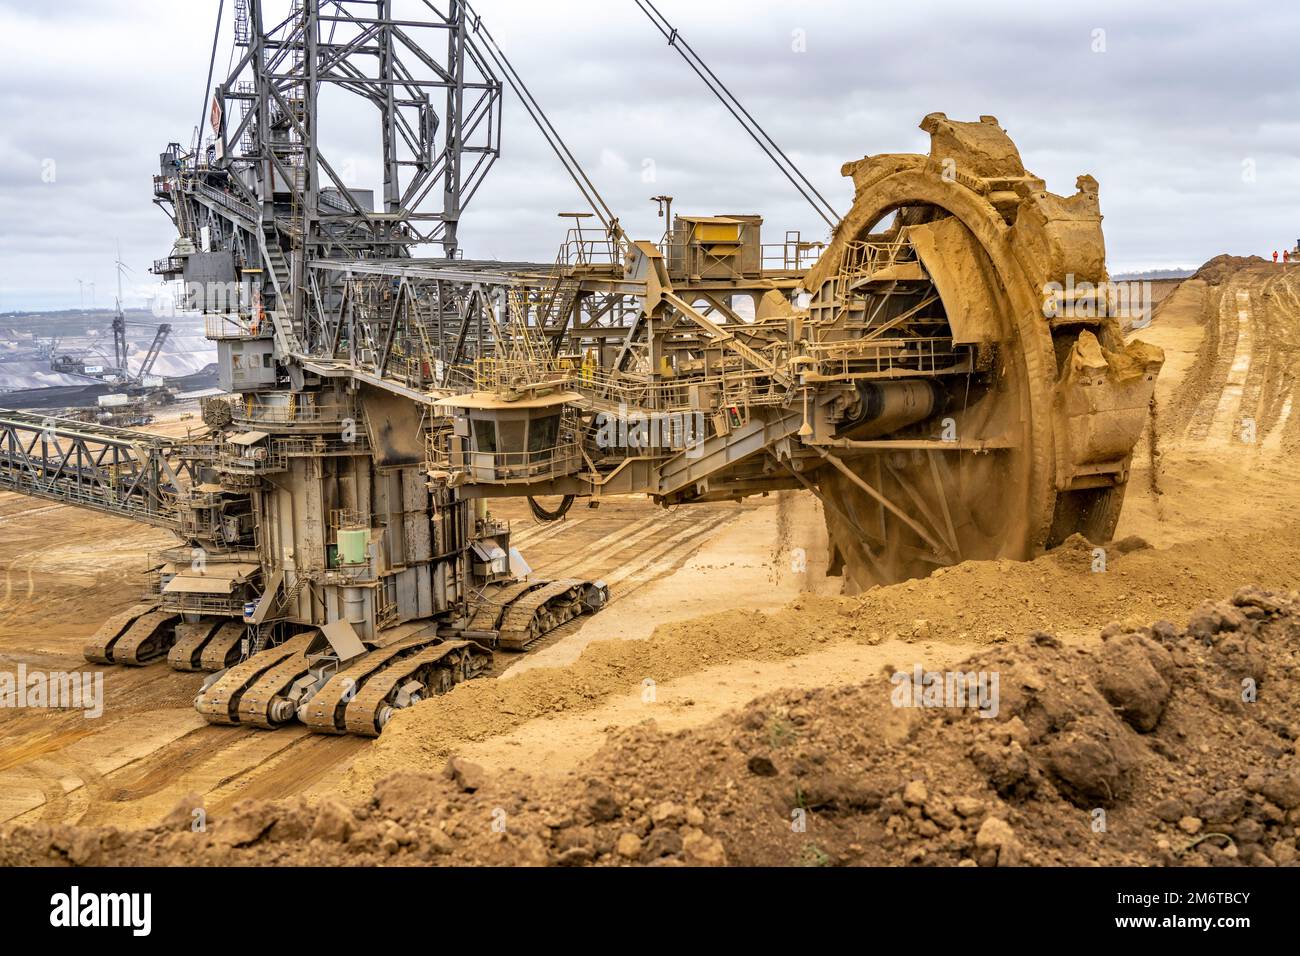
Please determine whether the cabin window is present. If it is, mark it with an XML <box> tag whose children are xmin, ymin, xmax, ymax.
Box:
<box><xmin>498</xmin><ymin>419</ymin><xmax>526</xmax><ymax>453</ymax></box>
<box><xmin>529</xmin><ymin>413</ymin><xmax>560</xmax><ymax>453</ymax></box>
<box><xmin>472</xmin><ymin>419</ymin><xmax>497</xmax><ymax>453</ymax></box>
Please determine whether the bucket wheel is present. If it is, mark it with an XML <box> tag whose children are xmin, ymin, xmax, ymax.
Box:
<box><xmin>805</xmin><ymin>114</ymin><xmax>1163</xmax><ymax>591</ymax></box>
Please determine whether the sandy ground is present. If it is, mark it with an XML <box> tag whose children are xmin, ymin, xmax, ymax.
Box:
<box><xmin>1</xmin><ymin>261</ymin><xmax>1298</xmax><ymax>833</ymax></box>
<box><xmin>0</xmin><ymin>478</ymin><xmax>781</xmax><ymax>827</ymax></box>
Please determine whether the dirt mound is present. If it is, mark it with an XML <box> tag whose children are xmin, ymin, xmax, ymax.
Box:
<box><xmin>1193</xmin><ymin>254</ymin><xmax>1269</xmax><ymax>286</ymax></box>
<box><xmin>2</xmin><ymin>585</ymin><xmax>1297</xmax><ymax>867</ymax></box>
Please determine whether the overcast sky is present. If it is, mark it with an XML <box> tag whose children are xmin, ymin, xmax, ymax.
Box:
<box><xmin>1</xmin><ymin>0</ymin><xmax>1297</xmax><ymax>311</ymax></box>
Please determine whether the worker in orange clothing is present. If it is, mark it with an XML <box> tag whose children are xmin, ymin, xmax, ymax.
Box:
<box><xmin>1273</xmin><ymin>250</ymin><xmax>1279</xmax><ymax>263</ymax></box>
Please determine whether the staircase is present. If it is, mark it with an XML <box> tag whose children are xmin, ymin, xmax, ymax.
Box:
<box><xmin>540</xmin><ymin>275</ymin><xmax>581</xmax><ymax>338</ymax></box>
<box><xmin>275</xmin><ymin>575</ymin><xmax>309</xmax><ymax>619</ymax></box>
<box><xmin>257</xmin><ymin>221</ymin><xmax>303</xmax><ymax>354</ymax></box>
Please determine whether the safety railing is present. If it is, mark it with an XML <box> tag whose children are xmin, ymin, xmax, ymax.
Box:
<box><xmin>216</xmin><ymin>443</ymin><xmax>288</xmax><ymax>475</ymax></box>
<box><xmin>161</xmin><ymin>592</ymin><xmax>251</xmax><ymax>615</ymax></box>
<box><xmin>234</xmin><ymin>395</ymin><xmax>358</xmax><ymax>426</ymax></box>
<box><xmin>193</xmin><ymin>179</ymin><xmax>258</xmax><ymax>225</ymax></box>
<box><xmin>204</xmin><ymin>314</ymin><xmax>271</xmax><ymax>339</ymax></box>
<box><xmin>454</xmin><ymin>442</ymin><xmax>584</xmax><ymax>482</ymax></box>
<box><xmin>761</xmin><ymin>233</ymin><xmax>827</xmax><ymax>272</ymax></box>
<box><xmin>803</xmin><ymin>335</ymin><xmax>966</xmax><ymax>379</ymax></box>
<box><xmin>837</xmin><ymin>237</ymin><xmax>923</xmax><ymax>290</ymax></box>
<box><xmin>453</xmin><ymin>357</ymin><xmax>793</xmax><ymax>416</ymax></box>
<box><xmin>555</xmin><ymin>229</ymin><xmax>622</xmax><ymax>269</ymax></box>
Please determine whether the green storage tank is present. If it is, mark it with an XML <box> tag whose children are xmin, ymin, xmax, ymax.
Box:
<box><xmin>337</xmin><ymin>528</ymin><xmax>369</xmax><ymax>565</ymax></box>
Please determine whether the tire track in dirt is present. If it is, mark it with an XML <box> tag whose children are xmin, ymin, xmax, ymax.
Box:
<box><xmin>0</xmin><ymin>548</ymin><xmax>40</xmax><ymax>628</ymax></box>
<box><xmin>1205</xmin><ymin>286</ymin><xmax>1253</xmax><ymax>443</ymax></box>
<box><xmin>1177</xmin><ymin>267</ymin><xmax>1300</xmax><ymax>451</ymax></box>
<box><xmin>1184</xmin><ymin>281</ymin><xmax>1240</xmax><ymax>441</ymax></box>
<box><xmin>1260</xmin><ymin>271</ymin><xmax>1300</xmax><ymax>450</ymax></box>
<box><xmin>208</xmin><ymin>734</ymin><xmax>368</xmax><ymax>816</ymax></box>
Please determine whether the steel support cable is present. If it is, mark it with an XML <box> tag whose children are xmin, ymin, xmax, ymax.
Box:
<box><xmin>634</xmin><ymin>0</ymin><xmax>841</xmax><ymax>230</ymax></box>
<box><xmin>461</xmin><ymin>1</ymin><xmax>622</xmax><ymax>237</ymax></box>
<box><xmin>197</xmin><ymin>0</ymin><xmax>227</xmax><ymax>154</ymax></box>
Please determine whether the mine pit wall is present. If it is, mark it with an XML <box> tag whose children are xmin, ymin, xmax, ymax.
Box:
<box><xmin>254</xmin><ymin>443</ymin><xmax>469</xmax><ymax>642</ymax></box>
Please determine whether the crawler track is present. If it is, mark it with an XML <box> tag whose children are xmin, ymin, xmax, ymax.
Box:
<box><xmin>497</xmin><ymin>579</ymin><xmax>595</xmax><ymax>651</ymax></box>
<box><xmin>194</xmin><ymin>632</ymin><xmax>317</xmax><ymax>726</ymax></box>
<box><xmin>190</xmin><ymin>576</ymin><xmax>605</xmax><ymax>735</ymax></box>
<box><xmin>83</xmin><ymin>603</ymin><xmax>171</xmax><ymax>665</ymax></box>
<box><xmin>167</xmin><ymin>619</ymin><xmax>227</xmax><ymax>671</ymax></box>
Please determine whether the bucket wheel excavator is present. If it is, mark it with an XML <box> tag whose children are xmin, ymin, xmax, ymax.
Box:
<box><xmin>0</xmin><ymin>1</ymin><xmax>1160</xmax><ymax>740</ymax></box>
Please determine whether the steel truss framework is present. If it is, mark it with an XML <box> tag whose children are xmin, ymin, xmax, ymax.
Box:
<box><xmin>0</xmin><ymin>411</ymin><xmax>197</xmax><ymax>530</ymax></box>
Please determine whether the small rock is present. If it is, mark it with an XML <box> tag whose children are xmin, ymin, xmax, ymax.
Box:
<box><xmin>1245</xmin><ymin>770</ymin><xmax>1300</xmax><ymax>810</ymax></box>
<box><xmin>615</xmin><ymin>833</ymin><xmax>643</xmax><ymax>860</ymax></box>
<box><xmin>587</xmin><ymin>784</ymin><xmax>622</xmax><ymax>823</ymax></box>
<box><xmin>1269</xmin><ymin>840</ymin><xmax>1297</xmax><ymax>865</ymax></box>
<box><xmin>681</xmin><ymin>828</ymin><xmax>728</xmax><ymax>866</ymax></box>
<box><xmin>902</xmin><ymin>780</ymin><xmax>929</xmax><ymax>806</ymax></box>
<box><xmin>747</xmin><ymin>755</ymin><xmax>778</xmax><ymax>777</ymax></box>
<box><xmin>649</xmin><ymin>802</ymin><xmax>684</xmax><ymax>827</ymax></box>
<box><xmin>1233</xmin><ymin>818</ymin><xmax>1265</xmax><ymax>844</ymax></box>
<box><xmin>1152</xmin><ymin>798</ymin><xmax>1187</xmax><ymax>824</ymax></box>
<box><xmin>309</xmin><ymin>799</ymin><xmax>356</xmax><ymax>843</ymax></box>
<box><xmin>443</xmin><ymin>757</ymin><xmax>488</xmax><ymax>793</ymax></box>
<box><xmin>1149</xmin><ymin>620</ymin><xmax>1181</xmax><ymax>642</ymax></box>
<box><xmin>218</xmin><ymin>801</ymin><xmax>279</xmax><ymax>848</ymax></box>
<box><xmin>643</xmin><ymin>827</ymin><xmax>683</xmax><ymax>859</ymax></box>
<box><xmin>1178</xmin><ymin>816</ymin><xmax>1203</xmax><ymax>835</ymax></box>
<box><xmin>424</xmin><ymin>828</ymin><xmax>455</xmax><ymax>856</ymax></box>
<box><xmin>1095</xmin><ymin>634</ymin><xmax>1172</xmax><ymax>732</ymax></box>
<box><xmin>1186</xmin><ymin>601</ymin><xmax>1248</xmax><ymax>642</ymax></box>
<box><xmin>1199</xmin><ymin>788</ymin><xmax>1247</xmax><ymax>825</ymax></box>
<box><xmin>974</xmin><ymin>817</ymin><xmax>1022</xmax><ymax>866</ymax></box>
<box><xmin>924</xmin><ymin>797</ymin><xmax>960</xmax><ymax>830</ymax></box>
<box><xmin>1232</xmin><ymin>586</ymin><xmax>1288</xmax><ymax>615</ymax></box>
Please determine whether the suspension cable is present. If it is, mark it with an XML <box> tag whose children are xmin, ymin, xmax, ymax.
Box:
<box><xmin>196</xmin><ymin>0</ymin><xmax>227</xmax><ymax>155</ymax></box>
<box><xmin>462</xmin><ymin>2</ymin><xmax>623</xmax><ymax>239</ymax></box>
<box><xmin>634</xmin><ymin>0</ymin><xmax>841</xmax><ymax>230</ymax></box>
